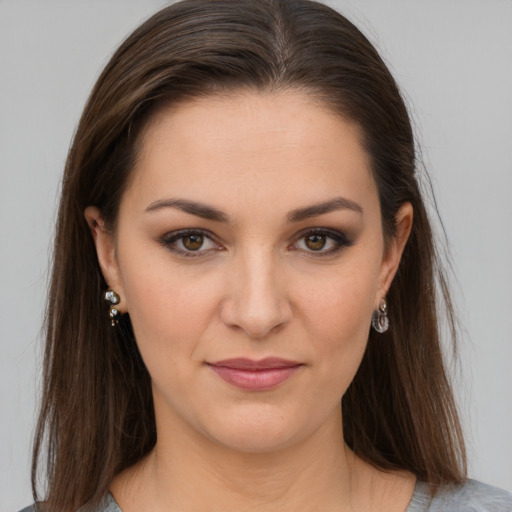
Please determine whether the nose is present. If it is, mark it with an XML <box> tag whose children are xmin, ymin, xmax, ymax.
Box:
<box><xmin>220</xmin><ymin>248</ymin><xmax>292</xmax><ymax>339</ymax></box>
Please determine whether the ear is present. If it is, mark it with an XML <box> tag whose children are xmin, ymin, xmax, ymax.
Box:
<box><xmin>84</xmin><ymin>206</ymin><xmax>127</xmax><ymax>312</ymax></box>
<box><xmin>375</xmin><ymin>202</ymin><xmax>413</xmax><ymax>307</ymax></box>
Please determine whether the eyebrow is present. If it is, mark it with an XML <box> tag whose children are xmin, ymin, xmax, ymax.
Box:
<box><xmin>286</xmin><ymin>197</ymin><xmax>363</xmax><ymax>222</ymax></box>
<box><xmin>145</xmin><ymin>198</ymin><xmax>231</xmax><ymax>223</ymax></box>
<box><xmin>145</xmin><ymin>196</ymin><xmax>363</xmax><ymax>223</ymax></box>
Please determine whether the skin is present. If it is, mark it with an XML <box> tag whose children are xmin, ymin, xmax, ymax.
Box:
<box><xmin>86</xmin><ymin>90</ymin><xmax>415</xmax><ymax>511</ymax></box>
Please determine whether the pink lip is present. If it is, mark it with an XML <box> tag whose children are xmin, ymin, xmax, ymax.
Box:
<box><xmin>207</xmin><ymin>358</ymin><xmax>302</xmax><ymax>391</ymax></box>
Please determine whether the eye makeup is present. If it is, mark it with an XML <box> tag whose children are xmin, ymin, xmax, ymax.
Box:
<box><xmin>159</xmin><ymin>226</ymin><xmax>353</xmax><ymax>259</ymax></box>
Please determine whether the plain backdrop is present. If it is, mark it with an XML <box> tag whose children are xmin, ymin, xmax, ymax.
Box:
<box><xmin>1</xmin><ymin>1</ymin><xmax>511</xmax><ymax>510</ymax></box>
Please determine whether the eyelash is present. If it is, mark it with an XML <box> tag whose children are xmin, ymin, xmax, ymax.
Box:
<box><xmin>159</xmin><ymin>228</ymin><xmax>353</xmax><ymax>258</ymax></box>
<box><xmin>159</xmin><ymin>229</ymin><xmax>223</xmax><ymax>258</ymax></box>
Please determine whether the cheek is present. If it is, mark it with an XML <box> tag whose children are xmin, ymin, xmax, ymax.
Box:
<box><xmin>294</xmin><ymin>262</ymin><xmax>379</xmax><ymax>390</ymax></box>
<box><xmin>116</xmin><ymin>244</ymin><xmax>223</xmax><ymax>377</ymax></box>
<box><xmin>299</xmin><ymin>257</ymin><xmax>378</xmax><ymax>332</ymax></box>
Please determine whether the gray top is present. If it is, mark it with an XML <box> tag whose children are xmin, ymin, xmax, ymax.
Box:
<box><xmin>19</xmin><ymin>479</ymin><xmax>512</xmax><ymax>511</ymax></box>
<box><xmin>407</xmin><ymin>480</ymin><xmax>512</xmax><ymax>511</ymax></box>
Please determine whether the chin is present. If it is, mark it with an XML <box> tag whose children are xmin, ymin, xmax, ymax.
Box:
<box><xmin>199</xmin><ymin>404</ymin><xmax>309</xmax><ymax>454</ymax></box>
<box><xmin>209</xmin><ymin>427</ymin><xmax>298</xmax><ymax>455</ymax></box>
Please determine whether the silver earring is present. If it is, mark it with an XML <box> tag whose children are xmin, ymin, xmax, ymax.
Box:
<box><xmin>372</xmin><ymin>298</ymin><xmax>389</xmax><ymax>333</ymax></box>
<box><xmin>104</xmin><ymin>289</ymin><xmax>121</xmax><ymax>327</ymax></box>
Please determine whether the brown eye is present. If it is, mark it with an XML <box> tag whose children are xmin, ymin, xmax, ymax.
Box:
<box><xmin>305</xmin><ymin>234</ymin><xmax>327</xmax><ymax>251</ymax></box>
<box><xmin>293</xmin><ymin>229</ymin><xmax>352</xmax><ymax>256</ymax></box>
<box><xmin>182</xmin><ymin>234</ymin><xmax>204</xmax><ymax>250</ymax></box>
<box><xmin>161</xmin><ymin>229</ymin><xmax>222</xmax><ymax>257</ymax></box>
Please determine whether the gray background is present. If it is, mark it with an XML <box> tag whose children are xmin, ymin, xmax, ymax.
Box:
<box><xmin>1</xmin><ymin>1</ymin><xmax>511</xmax><ymax>509</ymax></box>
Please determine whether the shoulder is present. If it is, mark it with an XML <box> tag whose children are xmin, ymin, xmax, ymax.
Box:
<box><xmin>17</xmin><ymin>493</ymin><xmax>121</xmax><ymax>512</ymax></box>
<box><xmin>408</xmin><ymin>479</ymin><xmax>512</xmax><ymax>512</ymax></box>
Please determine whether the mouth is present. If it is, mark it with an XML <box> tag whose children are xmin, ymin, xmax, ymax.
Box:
<box><xmin>207</xmin><ymin>358</ymin><xmax>303</xmax><ymax>391</ymax></box>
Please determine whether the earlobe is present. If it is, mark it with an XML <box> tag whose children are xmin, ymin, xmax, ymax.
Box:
<box><xmin>84</xmin><ymin>206</ymin><xmax>126</xmax><ymax>311</ymax></box>
<box><xmin>376</xmin><ymin>202</ymin><xmax>413</xmax><ymax>304</ymax></box>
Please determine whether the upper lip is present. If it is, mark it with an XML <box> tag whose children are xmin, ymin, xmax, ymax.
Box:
<box><xmin>208</xmin><ymin>357</ymin><xmax>302</xmax><ymax>370</ymax></box>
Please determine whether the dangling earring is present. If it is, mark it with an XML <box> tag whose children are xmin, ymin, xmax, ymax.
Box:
<box><xmin>104</xmin><ymin>289</ymin><xmax>121</xmax><ymax>327</ymax></box>
<box><xmin>372</xmin><ymin>298</ymin><xmax>389</xmax><ymax>333</ymax></box>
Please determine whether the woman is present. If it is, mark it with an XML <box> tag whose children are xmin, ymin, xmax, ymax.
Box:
<box><xmin>22</xmin><ymin>0</ymin><xmax>512</xmax><ymax>511</ymax></box>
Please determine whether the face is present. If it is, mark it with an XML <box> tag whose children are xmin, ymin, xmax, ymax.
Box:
<box><xmin>87</xmin><ymin>91</ymin><xmax>411</xmax><ymax>454</ymax></box>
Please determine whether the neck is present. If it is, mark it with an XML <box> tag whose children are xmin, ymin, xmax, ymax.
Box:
<box><xmin>111</xmin><ymin>406</ymin><xmax>416</xmax><ymax>512</ymax></box>
<box><xmin>114</xmin><ymin>407</ymin><xmax>359</xmax><ymax>511</ymax></box>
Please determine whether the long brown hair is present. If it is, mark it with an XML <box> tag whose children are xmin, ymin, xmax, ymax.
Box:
<box><xmin>32</xmin><ymin>1</ymin><xmax>466</xmax><ymax>510</ymax></box>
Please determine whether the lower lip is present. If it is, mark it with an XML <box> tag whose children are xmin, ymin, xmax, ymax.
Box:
<box><xmin>208</xmin><ymin>365</ymin><xmax>301</xmax><ymax>391</ymax></box>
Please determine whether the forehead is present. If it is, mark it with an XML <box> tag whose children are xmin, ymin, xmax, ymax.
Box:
<box><xmin>125</xmin><ymin>90</ymin><xmax>377</xmax><ymax>216</ymax></box>
<box><xmin>139</xmin><ymin>90</ymin><xmax>365</xmax><ymax>160</ymax></box>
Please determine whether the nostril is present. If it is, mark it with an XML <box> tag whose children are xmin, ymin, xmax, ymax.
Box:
<box><xmin>221</xmin><ymin>306</ymin><xmax>290</xmax><ymax>339</ymax></box>
<box><xmin>219</xmin><ymin>290</ymin><xmax>292</xmax><ymax>339</ymax></box>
